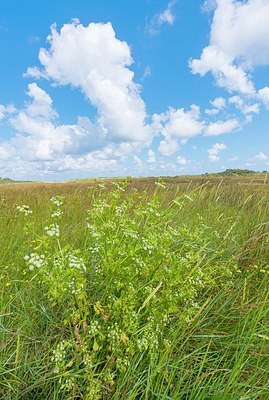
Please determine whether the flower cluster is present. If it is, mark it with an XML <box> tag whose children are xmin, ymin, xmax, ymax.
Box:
<box><xmin>68</xmin><ymin>252</ymin><xmax>86</xmax><ymax>271</ymax></box>
<box><xmin>16</xmin><ymin>204</ymin><xmax>33</xmax><ymax>216</ymax></box>
<box><xmin>45</xmin><ymin>223</ymin><xmax>60</xmax><ymax>237</ymax></box>
<box><xmin>51</xmin><ymin>210</ymin><xmax>63</xmax><ymax>218</ymax></box>
<box><xmin>50</xmin><ymin>196</ymin><xmax>63</xmax><ymax>207</ymax></box>
<box><xmin>24</xmin><ymin>253</ymin><xmax>47</xmax><ymax>270</ymax></box>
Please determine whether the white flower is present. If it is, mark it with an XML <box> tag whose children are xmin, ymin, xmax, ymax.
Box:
<box><xmin>50</xmin><ymin>196</ymin><xmax>63</xmax><ymax>207</ymax></box>
<box><xmin>68</xmin><ymin>252</ymin><xmax>86</xmax><ymax>271</ymax></box>
<box><xmin>24</xmin><ymin>253</ymin><xmax>47</xmax><ymax>271</ymax></box>
<box><xmin>45</xmin><ymin>224</ymin><xmax>60</xmax><ymax>237</ymax></box>
<box><xmin>16</xmin><ymin>204</ymin><xmax>33</xmax><ymax>216</ymax></box>
<box><xmin>51</xmin><ymin>210</ymin><xmax>63</xmax><ymax>218</ymax></box>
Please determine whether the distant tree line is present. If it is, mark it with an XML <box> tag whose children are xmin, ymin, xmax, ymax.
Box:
<box><xmin>0</xmin><ymin>177</ymin><xmax>14</xmax><ymax>184</ymax></box>
<box><xmin>203</xmin><ymin>169</ymin><xmax>268</xmax><ymax>176</ymax></box>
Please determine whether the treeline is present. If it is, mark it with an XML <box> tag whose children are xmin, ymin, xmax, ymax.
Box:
<box><xmin>204</xmin><ymin>168</ymin><xmax>267</xmax><ymax>176</ymax></box>
<box><xmin>0</xmin><ymin>177</ymin><xmax>14</xmax><ymax>184</ymax></box>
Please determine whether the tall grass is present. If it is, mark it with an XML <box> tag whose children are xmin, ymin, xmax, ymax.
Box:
<box><xmin>0</xmin><ymin>177</ymin><xmax>268</xmax><ymax>399</ymax></box>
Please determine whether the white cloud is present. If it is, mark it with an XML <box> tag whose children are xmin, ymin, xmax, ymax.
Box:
<box><xmin>258</xmin><ymin>86</ymin><xmax>269</xmax><ymax>109</ymax></box>
<box><xmin>251</xmin><ymin>152</ymin><xmax>268</xmax><ymax>161</ymax></box>
<box><xmin>147</xmin><ymin>1</ymin><xmax>176</xmax><ymax>35</ymax></box>
<box><xmin>0</xmin><ymin>104</ymin><xmax>16</xmax><ymax>120</ymax></box>
<box><xmin>190</xmin><ymin>45</ymin><xmax>255</xmax><ymax>95</ymax></box>
<box><xmin>147</xmin><ymin>149</ymin><xmax>156</xmax><ymax>164</ymax></box>
<box><xmin>8</xmin><ymin>84</ymin><xmax>77</xmax><ymax>161</ymax></box>
<box><xmin>26</xmin><ymin>21</ymin><xmax>152</xmax><ymax>144</ymax></box>
<box><xmin>155</xmin><ymin>105</ymin><xmax>204</xmax><ymax>155</ymax></box>
<box><xmin>205</xmin><ymin>108</ymin><xmax>219</xmax><ymax>116</ymax></box>
<box><xmin>158</xmin><ymin>1</ymin><xmax>176</xmax><ymax>25</ymax></box>
<box><xmin>163</xmin><ymin>105</ymin><xmax>203</xmax><ymax>138</ymax></box>
<box><xmin>133</xmin><ymin>155</ymin><xmax>143</xmax><ymax>170</ymax></box>
<box><xmin>228</xmin><ymin>95</ymin><xmax>260</xmax><ymax>115</ymax></box>
<box><xmin>0</xmin><ymin>105</ymin><xmax>5</xmax><ymax>120</ymax></box>
<box><xmin>176</xmin><ymin>156</ymin><xmax>189</xmax><ymax>165</ymax></box>
<box><xmin>158</xmin><ymin>139</ymin><xmax>180</xmax><ymax>156</ymax></box>
<box><xmin>210</xmin><ymin>0</ymin><xmax>269</xmax><ymax>69</ymax></box>
<box><xmin>26</xmin><ymin>83</ymin><xmax>58</xmax><ymax>120</ymax></box>
<box><xmin>204</xmin><ymin>118</ymin><xmax>240</xmax><ymax>136</ymax></box>
<box><xmin>210</xmin><ymin>97</ymin><xmax>226</xmax><ymax>110</ymax></box>
<box><xmin>190</xmin><ymin>0</ymin><xmax>269</xmax><ymax>100</ymax></box>
<box><xmin>205</xmin><ymin>96</ymin><xmax>226</xmax><ymax>115</ymax></box>
<box><xmin>207</xmin><ymin>142</ymin><xmax>227</xmax><ymax>162</ymax></box>
<box><xmin>0</xmin><ymin>143</ymin><xmax>15</xmax><ymax>161</ymax></box>
<box><xmin>3</xmin><ymin>82</ymin><xmax>141</xmax><ymax>171</ymax></box>
<box><xmin>55</xmin><ymin>153</ymin><xmax>118</xmax><ymax>173</ymax></box>
<box><xmin>211</xmin><ymin>96</ymin><xmax>226</xmax><ymax>110</ymax></box>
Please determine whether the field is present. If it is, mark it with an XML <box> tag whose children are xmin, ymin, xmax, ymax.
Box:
<box><xmin>0</xmin><ymin>175</ymin><xmax>269</xmax><ymax>399</ymax></box>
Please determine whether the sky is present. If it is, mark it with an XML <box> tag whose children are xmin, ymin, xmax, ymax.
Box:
<box><xmin>0</xmin><ymin>0</ymin><xmax>269</xmax><ymax>180</ymax></box>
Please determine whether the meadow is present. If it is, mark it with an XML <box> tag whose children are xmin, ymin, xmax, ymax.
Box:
<box><xmin>0</xmin><ymin>175</ymin><xmax>268</xmax><ymax>399</ymax></box>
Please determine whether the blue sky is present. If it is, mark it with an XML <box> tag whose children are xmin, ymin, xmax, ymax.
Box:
<box><xmin>0</xmin><ymin>0</ymin><xmax>269</xmax><ymax>180</ymax></box>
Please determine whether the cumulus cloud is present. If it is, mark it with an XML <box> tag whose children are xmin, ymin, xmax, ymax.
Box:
<box><xmin>158</xmin><ymin>139</ymin><xmax>180</xmax><ymax>156</ymax></box>
<box><xmin>54</xmin><ymin>153</ymin><xmax>118</xmax><ymax>173</ymax></box>
<box><xmin>190</xmin><ymin>45</ymin><xmax>255</xmax><ymax>95</ymax></box>
<box><xmin>0</xmin><ymin>104</ymin><xmax>16</xmax><ymax>120</ymax></box>
<box><xmin>205</xmin><ymin>96</ymin><xmax>226</xmax><ymax>115</ymax></box>
<box><xmin>207</xmin><ymin>142</ymin><xmax>227</xmax><ymax>162</ymax></box>
<box><xmin>176</xmin><ymin>156</ymin><xmax>189</xmax><ymax>165</ymax></box>
<box><xmin>26</xmin><ymin>21</ymin><xmax>152</xmax><ymax>144</ymax></box>
<box><xmin>210</xmin><ymin>0</ymin><xmax>269</xmax><ymax>68</ymax></box>
<box><xmin>161</xmin><ymin>105</ymin><xmax>203</xmax><ymax>139</ymax></box>
<box><xmin>204</xmin><ymin>118</ymin><xmax>240</xmax><ymax>136</ymax></box>
<box><xmin>0</xmin><ymin>143</ymin><xmax>15</xmax><ymax>161</ymax></box>
<box><xmin>8</xmin><ymin>83</ymin><xmax>82</xmax><ymax>161</ymax></box>
<box><xmin>147</xmin><ymin>149</ymin><xmax>156</xmax><ymax>164</ymax></box>
<box><xmin>258</xmin><ymin>86</ymin><xmax>269</xmax><ymax>109</ymax></box>
<box><xmin>190</xmin><ymin>0</ymin><xmax>269</xmax><ymax>101</ymax></box>
<box><xmin>228</xmin><ymin>95</ymin><xmax>260</xmax><ymax>115</ymax></box>
<box><xmin>1</xmin><ymin>82</ymin><xmax>139</xmax><ymax>175</ymax></box>
<box><xmin>0</xmin><ymin>20</ymin><xmax>165</xmax><ymax>178</ymax></box>
<box><xmin>211</xmin><ymin>96</ymin><xmax>226</xmax><ymax>110</ymax></box>
<box><xmin>133</xmin><ymin>155</ymin><xmax>143</xmax><ymax>170</ymax></box>
<box><xmin>25</xmin><ymin>83</ymin><xmax>58</xmax><ymax>120</ymax></box>
<box><xmin>155</xmin><ymin>105</ymin><xmax>204</xmax><ymax>155</ymax></box>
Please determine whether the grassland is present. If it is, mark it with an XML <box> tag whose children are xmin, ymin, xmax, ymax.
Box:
<box><xmin>0</xmin><ymin>175</ymin><xmax>268</xmax><ymax>399</ymax></box>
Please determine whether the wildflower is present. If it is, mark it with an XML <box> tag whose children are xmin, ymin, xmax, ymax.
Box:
<box><xmin>24</xmin><ymin>253</ymin><xmax>47</xmax><ymax>270</ymax></box>
<box><xmin>45</xmin><ymin>223</ymin><xmax>60</xmax><ymax>237</ymax></box>
<box><xmin>68</xmin><ymin>252</ymin><xmax>86</xmax><ymax>271</ymax></box>
<box><xmin>51</xmin><ymin>210</ymin><xmax>63</xmax><ymax>218</ymax></box>
<box><xmin>50</xmin><ymin>196</ymin><xmax>63</xmax><ymax>207</ymax></box>
<box><xmin>16</xmin><ymin>205</ymin><xmax>33</xmax><ymax>216</ymax></box>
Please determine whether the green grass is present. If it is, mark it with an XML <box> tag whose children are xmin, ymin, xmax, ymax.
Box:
<box><xmin>0</xmin><ymin>176</ymin><xmax>268</xmax><ymax>399</ymax></box>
